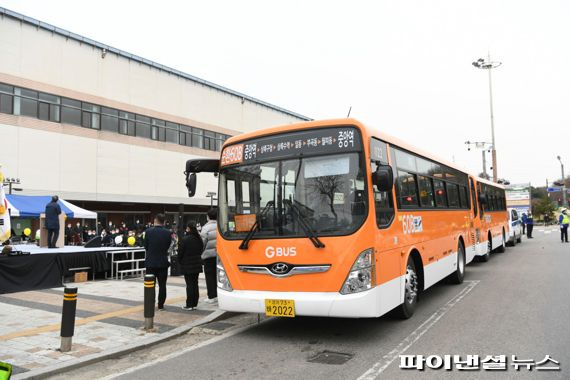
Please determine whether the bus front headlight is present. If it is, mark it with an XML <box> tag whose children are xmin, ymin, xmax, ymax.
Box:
<box><xmin>340</xmin><ymin>248</ymin><xmax>376</xmax><ymax>295</ymax></box>
<box><xmin>217</xmin><ymin>259</ymin><xmax>233</xmax><ymax>291</ymax></box>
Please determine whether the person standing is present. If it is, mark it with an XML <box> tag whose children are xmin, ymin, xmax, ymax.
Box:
<box><xmin>144</xmin><ymin>213</ymin><xmax>172</xmax><ymax>310</ymax></box>
<box><xmin>526</xmin><ymin>213</ymin><xmax>534</xmax><ymax>238</ymax></box>
<box><xmin>45</xmin><ymin>196</ymin><xmax>62</xmax><ymax>248</ymax></box>
<box><xmin>201</xmin><ymin>208</ymin><xmax>218</xmax><ymax>303</ymax></box>
<box><xmin>559</xmin><ymin>209</ymin><xmax>569</xmax><ymax>243</ymax></box>
<box><xmin>521</xmin><ymin>212</ymin><xmax>528</xmax><ymax>235</ymax></box>
<box><xmin>65</xmin><ymin>223</ymin><xmax>73</xmax><ymax>245</ymax></box>
<box><xmin>178</xmin><ymin>221</ymin><xmax>204</xmax><ymax>310</ymax></box>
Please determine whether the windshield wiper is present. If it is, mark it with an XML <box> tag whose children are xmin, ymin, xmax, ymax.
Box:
<box><xmin>284</xmin><ymin>199</ymin><xmax>325</xmax><ymax>248</ymax></box>
<box><xmin>239</xmin><ymin>201</ymin><xmax>274</xmax><ymax>250</ymax></box>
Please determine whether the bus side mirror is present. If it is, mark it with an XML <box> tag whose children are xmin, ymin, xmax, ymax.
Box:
<box><xmin>372</xmin><ymin>165</ymin><xmax>393</xmax><ymax>192</ymax></box>
<box><xmin>186</xmin><ymin>172</ymin><xmax>197</xmax><ymax>197</ymax></box>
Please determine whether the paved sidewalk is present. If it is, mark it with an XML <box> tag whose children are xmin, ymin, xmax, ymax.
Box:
<box><xmin>0</xmin><ymin>274</ymin><xmax>218</xmax><ymax>376</ymax></box>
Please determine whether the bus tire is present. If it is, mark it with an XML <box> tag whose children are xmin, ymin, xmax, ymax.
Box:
<box><xmin>396</xmin><ymin>255</ymin><xmax>419</xmax><ymax>319</ymax></box>
<box><xmin>448</xmin><ymin>241</ymin><xmax>465</xmax><ymax>284</ymax></box>
<box><xmin>495</xmin><ymin>230</ymin><xmax>506</xmax><ymax>253</ymax></box>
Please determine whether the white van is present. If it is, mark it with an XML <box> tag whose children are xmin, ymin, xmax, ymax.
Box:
<box><xmin>507</xmin><ymin>208</ymin><xmax>523</xmax><ymax>245</ymax></box>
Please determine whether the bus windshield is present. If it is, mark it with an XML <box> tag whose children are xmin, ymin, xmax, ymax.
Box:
<box><xmin>218</xmin><ymin>152</ymin><xmax>367</xmax><ymax>239</ymax></box>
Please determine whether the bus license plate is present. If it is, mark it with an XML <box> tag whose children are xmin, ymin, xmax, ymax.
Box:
<box><xmin>265</xmin><ymin>299</ymin><xmax>295</xmax><ymax>317</ymax></box>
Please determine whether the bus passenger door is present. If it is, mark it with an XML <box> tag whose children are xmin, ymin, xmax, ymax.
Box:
<box><xmin>468</xmin><ymin>176</ymin><xmax>481</xmax><ymax>261</ymax></box>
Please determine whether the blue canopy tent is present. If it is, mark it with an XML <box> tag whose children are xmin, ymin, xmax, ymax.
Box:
<box><xmin>6</xmin><ymin>195</ymin><xmax>97</xmax><ymax>219</ymax></box>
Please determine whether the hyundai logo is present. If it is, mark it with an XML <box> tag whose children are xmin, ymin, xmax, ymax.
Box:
<box><xmin>270</xmin><ymin>263</ymin><xmax>290</xmax><ymax>274</ymax></box>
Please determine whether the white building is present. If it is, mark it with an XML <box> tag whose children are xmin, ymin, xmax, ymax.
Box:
<box><xmin>0</xmin><ymin>7</ymin><xmax>309</xmax><ymax>230</ymax></box>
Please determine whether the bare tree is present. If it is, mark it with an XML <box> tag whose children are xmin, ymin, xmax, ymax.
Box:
<box><xmin>310</xmin><ymin>175</ymin><xmax>343</xmax><ymax>221</ymax></box>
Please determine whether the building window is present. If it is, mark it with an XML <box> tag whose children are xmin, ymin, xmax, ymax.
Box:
<box><xmin>38</xmin><ymin>92</ymin><xmax>60</xmax><ymax>122</ymax></box>
<box><xmin>101</xmin><ymin>107</ymin><xmax>119</xmax><ymax>132</ymax></box>
<box><xmin>151</xmin><ymin>119</ymin><xmax>165</xmax><ymax>141</ymax></box>
<box><xmin>19</xmin><ymin>89</ymin><xmax>39</xmax><ymax>118</ymax></box>
<box><xmin>119</xmin><ymin>111</ymin><xmax>135</xmax><ymax>136</ymax></box>
<box><xmin>81</xmin><ymin>102</ymin><xmax>100</xmax><ymax>129</ymax></box>
<box><xmin>135</xmin><ymin>115</ymin><xmax>151</xmax><ymax>138</ymax></box>
<box><xmin>192</xmin><ymin>128</ymin><xmax>204</xmax><ymax>149</ymax></box>
<box><xmin>61</xmin><ymin>98</ymin><xmax>82</xmax><ymax>126</ymax></box>
<box><xmin>0</xmin><ymin>84</ymin><xmax>14</xmax><ymax>114</ymax></box>
<box><xmin>165</xmin><ymin>121</ymin><xmax>179</xmax><ymax>144</ymax></box>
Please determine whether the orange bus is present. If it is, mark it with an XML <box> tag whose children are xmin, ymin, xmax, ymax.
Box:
<box><xmin>469</xmin><ymin>177</ymin><xmax>508</xmax><ymax>262</ymax></box>
<box><xmin>185</xmin><ymin>118</ymin><xmax>508</xmax><ymax>319</ymax></box>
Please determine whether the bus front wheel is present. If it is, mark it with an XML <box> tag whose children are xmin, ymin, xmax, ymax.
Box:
<box><xmin>396</xmin><ymin>256</ymin><xmax>419</xmax><ymax>319</ymax></box>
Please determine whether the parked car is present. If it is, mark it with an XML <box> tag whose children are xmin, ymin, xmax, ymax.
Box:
<box><xmin>507</xmin><ymin>208</ymin><xmax>523</xmax><ymax>246</ymax></box>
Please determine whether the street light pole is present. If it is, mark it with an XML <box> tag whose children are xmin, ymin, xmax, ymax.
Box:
<box><xmin>558</xmin><ymin>156</ymin><xmax>566</xmax><ymax>208</ymax></box>
<box><xmin>472</xmin><ymin>54</ymin><xmax>502</xmax><ymax>182</ymax></box>
<box><xmin>487</xmin><ymin>54</ymin><xmax>498</xmax><ymax>183</ymax></box>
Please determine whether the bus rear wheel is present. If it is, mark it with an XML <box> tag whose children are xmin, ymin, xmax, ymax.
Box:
<box><xmin>395</xmin><ymin>256</ymin><xmax>418</xmax><ymax>319</ymax></box>
<box><xmin>448</xmin><ymin>242</ymin><xmax>465</xmax><ymax>284</ymax></box>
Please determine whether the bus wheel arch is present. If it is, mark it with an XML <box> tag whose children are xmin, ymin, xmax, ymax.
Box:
<box><xmin>479</xmin><ymin>231</ymin><xmax>492</xmax><ymax>262</ymax></box>
<box><xmin>395</xmin><ymin>249</ymin><xmax>422</xmax><ymax>319</ymax></box>
<box><xmin>495</xmin><ymin>228</ymin><xmax>506</xmax><ymax>253</ymax></box>
<box><xmin>409</xmin><ymin>249</ymin><xmax>424</xmax><ymax>294</ymax></box>
<box><xmin>448</xmin><ymin>238</ymin><xmax>465</xmax><ymax>284</ymax></box>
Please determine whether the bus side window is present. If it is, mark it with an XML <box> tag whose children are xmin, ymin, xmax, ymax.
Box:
<box><xmin>371</xmin><ymin>161</ymin><xmax>395</xmax><ymax>228</ymax></box>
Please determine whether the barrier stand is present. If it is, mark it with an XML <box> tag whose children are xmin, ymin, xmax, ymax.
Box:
<box><xmin>144</xmin><ymin>274</ymin><xmax>156</xmax><ymax>330</ymax></box>
<box><xmin>60</xmin><ymin>287</ymin><xmax>78</xmax><ymax>352</ymax></box>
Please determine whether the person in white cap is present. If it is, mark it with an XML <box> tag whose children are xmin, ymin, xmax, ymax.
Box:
<box><xmin>559</xmin><ymin>209</ymin><xmax>569</xmax><ymax>243</ymax></box>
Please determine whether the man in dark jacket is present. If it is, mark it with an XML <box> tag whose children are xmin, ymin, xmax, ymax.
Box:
<box><xmin>45</xmin><ymin>196</ymin><xmax>62</xmax><ymax>248</ymax></box>
<box><xmin>144</xmin><ymin>213</ymin><xmax>172</xmax><ymax>310</ymax></box>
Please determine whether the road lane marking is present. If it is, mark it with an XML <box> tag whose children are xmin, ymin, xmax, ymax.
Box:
<box><xmin>357</xmin><ymin>280</ymin><xmax>480</xmax><ymax>380</ymax></box>
<box><xmin>103</xmin><ymin>321</ymin><xmax>267</xmax><ymax>379</ymax></box>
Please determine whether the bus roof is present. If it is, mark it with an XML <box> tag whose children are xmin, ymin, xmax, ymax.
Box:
<box><xmin>223</xmin><ymin>118</ymin><xmax>505</xmax><ymax>189</ymax></box>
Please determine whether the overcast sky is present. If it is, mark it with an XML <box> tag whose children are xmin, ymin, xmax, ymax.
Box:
<box><xmin>1</xmin><ymin>0</ymin><xmax>568</xmax><ymax>186</ymax></box>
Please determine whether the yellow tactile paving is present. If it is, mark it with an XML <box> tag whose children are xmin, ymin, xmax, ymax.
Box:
<box><xmin>0</xmin><ymin>296</ymin><xmax>186</xmax><ymax>341</ymax></box>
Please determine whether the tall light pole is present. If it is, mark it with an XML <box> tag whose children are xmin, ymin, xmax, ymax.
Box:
<box><xmin>472</xmin><ymin>54</ymin><xmax>502</xmax><ymax>182</ymax></box>
<box><xmin>557</xmin><ymin>156</ymin><xmax>567</xmax><ymax>208</ymax></box>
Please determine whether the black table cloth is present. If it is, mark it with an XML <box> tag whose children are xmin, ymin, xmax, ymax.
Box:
<box><xmin>0</xmin><ymin>250</ymin><xmax>110</xmax><ymax>294</ymax></box>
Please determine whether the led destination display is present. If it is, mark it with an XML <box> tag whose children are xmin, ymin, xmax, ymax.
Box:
<box><xmin>220</xmin><ymin>126</ymin><xmax>362</xmax><ymax>166</ymax></box>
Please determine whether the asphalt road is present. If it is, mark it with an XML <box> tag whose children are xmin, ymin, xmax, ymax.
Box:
<box><xmin>114</xmin><ymin>227</ymin><xmax>570</xmax><ymax>380</ymax></box>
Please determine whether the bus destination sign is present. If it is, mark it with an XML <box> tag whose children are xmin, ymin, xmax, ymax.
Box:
<box><xmin>220</xmin><ymin>127</ymin><xmax>362</xmax><ymax>166</ymax></box>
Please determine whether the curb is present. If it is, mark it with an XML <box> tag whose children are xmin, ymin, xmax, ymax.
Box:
<box><xmin>13</xmin><ymin>309</ymin><xmax>229</xmax><ymax>380</ymax></box>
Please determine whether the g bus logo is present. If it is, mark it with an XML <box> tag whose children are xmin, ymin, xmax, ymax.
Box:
<box><xmin>403</xmin><ymin>215</ymin><xmax>423</xmax><ymax>235</ymax></box>
<box><xmin>265</xmin><ymin>246</ymin><xmax>297</xmax><ymax>258</ymax></box>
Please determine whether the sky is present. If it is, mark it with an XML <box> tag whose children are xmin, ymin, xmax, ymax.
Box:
<box><xmin>1</xmin><ymin>0</ymin><xmax>568</xmax><ymax>187</ymax></box>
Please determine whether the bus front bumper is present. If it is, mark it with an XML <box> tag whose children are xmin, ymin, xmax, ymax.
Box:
<box><xmin>217</xmin><ymin>284</ymin><xmax>397</xmax><ymax>318</ymax></box>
